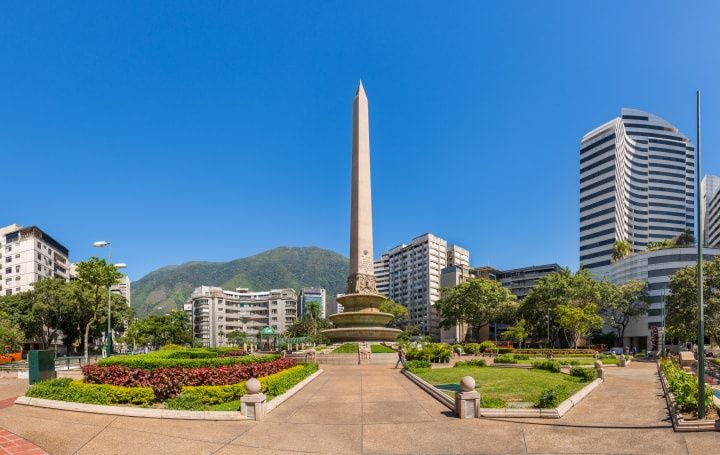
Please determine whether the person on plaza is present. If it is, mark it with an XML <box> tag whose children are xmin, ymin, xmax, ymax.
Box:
<box><xmin>395</xmin><ymin>347</ymin><xmax>406</xmax><ymax>369</ymax></box>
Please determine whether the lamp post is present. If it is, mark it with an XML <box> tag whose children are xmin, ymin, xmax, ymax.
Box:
<box><xmin>93</xmin><ymin>241</ymin><xmax>127</xmax><ymax>357</ymax></box>
<box><xmin>695</xmin><ymin>90</ymin><xmax>706</xmax><ymax>419</ymax></box>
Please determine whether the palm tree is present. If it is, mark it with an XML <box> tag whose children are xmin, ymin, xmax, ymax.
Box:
<box><xmin>612</xmin><ymin>240</ymin><xmax>631</xmax><ymax>262</ymax></box>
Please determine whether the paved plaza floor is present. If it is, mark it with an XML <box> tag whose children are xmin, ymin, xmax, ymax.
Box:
<box><xmin>0</xmin><ymin>362</ymin><xmax>718</xmax><ymax>454</ymax></box>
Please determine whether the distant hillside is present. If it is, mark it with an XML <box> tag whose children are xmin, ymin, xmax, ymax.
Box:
<box><xmin>131</xmin><ymin>247</ymin><xmax>348</xmax><ymax>317</ymax></box>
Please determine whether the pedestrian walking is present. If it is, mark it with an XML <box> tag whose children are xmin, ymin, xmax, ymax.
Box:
<box><xmin>395</xmin><ymin>347</ymin><xmax>406</xmax><ymax>369</ymax></box>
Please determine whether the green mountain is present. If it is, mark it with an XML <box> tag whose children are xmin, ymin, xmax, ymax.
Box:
<box><xmin>131</xmin><ymin>247</ymin><xmax>349</xmax><ymax>317</ymax></box>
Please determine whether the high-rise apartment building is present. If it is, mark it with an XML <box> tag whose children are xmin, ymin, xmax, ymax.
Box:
<box><xmin>0</xmin><ymin>224</ymin><xmax>70</xmax><ymax>295</ymax></box>
<box><xmin>701</xmin><ymin>175</ymin><xmax>720</xmax><ymax>245</ymax></box>
<box><xmin>297</xmin><ymin>287</ymin><xmax>327</xmax><ymax>319</ymax></box>
<box><xmin>378</xmin><ymin>233</ymin><xmax>469</xmax><ymax>338</ymax></box>
<box><xmin>579</xmin><ymin>109</ymin><xmax>695</xmax><ymax>276</ymax></box>
<box><xmin>374</xmin><ymin>253</ymin><xmax>389</xmax><ymax>295</ymax></box>
<box><xmin>496</xmin><ymin>264</ymin><xmax>562</xmax><ymax>300</ymax></box>
<box><xmin>185</xmin><ymin>286</ymin><xmax>298</xmax><ymax>348</ymax></box>
<box><xmin>111</xmin><ymin>275</ymin><xmax>132</xmax><ymax>307</ymax></box>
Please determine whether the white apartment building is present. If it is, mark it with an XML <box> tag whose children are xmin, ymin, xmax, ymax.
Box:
<box><xmin>0</xmin><ymin>224</ymin><xmax>71</xmax><ymax>295</ymax></box>
<box><xmin>379</xmin><ymin>233</ymin><xmax>469</xmax><ymax>339</ymax></box>
<box><xmin>185</xmin><ymin>286</ymin><xmax>298</xmax><ymax>348</ymax></box>
<box><xmin>373</xmin><ymin>253</ymin><xmax>389</xmax><ymax>295</ymax></box>
<box><xmin>111</xmin><ymin>275</ymin><xmax>131</xmax><ymax>307</ymax></box>
<box><xmin>606</xmin><ymin>247</ymin><xmax>720</xmax><ymax>352</ymax></box>
<box><xmin>701</xmin><ymin>175</ymin><xmax>720</xmax><ymax>245</ymax></box>
<box><xmin>579</xmin><ymin>109</ymin><xmax>695</xmax><ymax>276</ymax></box>
<box><xmin>297</xmin><ymin>287</ymin><xmax>327</xmax><ymax>319</ymax></box>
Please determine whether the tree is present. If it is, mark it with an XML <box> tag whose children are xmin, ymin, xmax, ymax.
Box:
<box><xmin>226</xmin><ymin>330</ymin><xmax>247</xmax><ymax>347</ymax></box>
<box><xmin>556</xmin><ymin>303</ymin><xmax>604</xmax><ymax>349</ymax></box>
<box><xmin>520</xmin><ymin>268</ymin><xmax>612</xmax><ymax>347</ymax></box>
<box><xmin>665</xmin><ymin>259</ymin><xmax>720</xmax><ymax>344</ymax></box>
<box><xmin>0</xmin><ymin>292</ymin><xmax>40</xmax><ymax>344</ymax></box>
<box><xmin>74</xmin><ymin>257</ymin><xmax>124</xmax><ymax>360</ymax></box>
<box><xmin>303</xmin><ymin>301</ymin><xmax>322</xmax><ymax>322</ymax></box>
<box><xmin>603</xmin><ymin>280</ymin><xmax>650</xmax><ymax>341</ymax></box>
<box><xmin>612</xmin><ymin>240</ymin><xmax>631</xmax><ymax>262</ymax></box>
<box><xmin>0</xmin><ymin>317</ymin><xmax>24</xmax><ymax>355</ymax></box>
<box><xmin>500</xmin><ymin>319</ymin><xmax>529</xmax><ymax>348</ymax></box>
<box><xmin>379</xmin><ymin>299</ymin><xmax>410</xmax><ymax>328</ymax></box>
<box><xmin>124</xmin><ymin>310</ymin><xmax>192</xmax><ymax>349</ymax></box>
<box><xmin>27</xmin><ymin>278</ymin><xmax>74</xmax><ymax>349</ymax></box>
<box><xmin>436</xmin><ymin>278</ymin><xmax>517</xmax><ymax>341</ymax></box>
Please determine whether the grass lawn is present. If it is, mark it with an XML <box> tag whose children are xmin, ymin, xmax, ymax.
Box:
<box><xmin>208</xmin><ymin>400</ymin><xmax>240</xmax><ymax>411</ymax></box>
<box><xmin>333</xmin><ymin>343</ymin><xmax>358</xmax><ymax>353</ymax></box>
<box><xmin>517</xmin><ymin>357</ymin><xmax>619</xmax><ymax>366</ymax></box>
<box><xmin>413</xmin><ymin>366</ymin><xmax>589</xmax><ymax>407</ymax></box>
<box><xmin>371</xmin><ymin>344</ymin><xmax>396</xmax><ymax>353</ymax></box>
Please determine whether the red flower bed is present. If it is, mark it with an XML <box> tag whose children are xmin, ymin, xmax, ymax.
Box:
<box><xmin>217</xmin><ymin>350</ymin><xmax>248</xmax><ymax>358</ymax></box>
<box><xmin>82</xmin><ymin>357</ymin><xmax>296</xmax><ymax>400</ymax></box>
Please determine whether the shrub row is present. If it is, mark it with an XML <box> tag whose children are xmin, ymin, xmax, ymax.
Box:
<box><xmin>454</xmin><ymin>359</ymin><xmax>486</xmax><ymax>368</ymax></box>
<box><xmin>168</xmin><ymin>363</ymin><xmax>319</xmax><ymax>409</ymax></box>
<box><xmin>406</xmin><ymin>343</ymin><xmax>452</xmax><ymax>363</ymax></box>
<box><xmin>84</xmin><ymin>357</ymin><xmax>296</xmax><ymax>400</ymax></box>
<box><xmin>660</xmin><ymin>359</ymin><xmax>713</xmax><ymax>414</ymax></box>
<box><xmin>26</xmin><ymin>378</ymin><xmax>155</xmax><ymax>406</ymax></box>
<box><xmin>404</xmin><ymin>360</ymin><xmax>431</xmax><ymax>371</ymax></box>
<box><xmin>531</xmin><ymin>360</ymin><xmax>561</xmax><ymax>373</ymax></box>
<box><xmin>97</xmin><ymin>353</ymin><xmax>279</xmax><ymax>369</ymax></box>
<box><xmin>569</xmin><ymin>367</ymin><xmax>597</xmax><ymax>381</ymax></box>
<box><xmin>493</xmin><ymin>354</ymin><xmax>518</xmax><ymax>364</ymax></box>
<box><xmin>513</xmin><ymin>349</ymin><xmax>598</xmax><ymax>356</ymax></box>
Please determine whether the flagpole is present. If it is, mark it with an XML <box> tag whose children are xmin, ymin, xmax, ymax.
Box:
<box><xmin>696</xmin><ymin>89</ymin><xmax>705</xmax><ymax>419</ymax></box>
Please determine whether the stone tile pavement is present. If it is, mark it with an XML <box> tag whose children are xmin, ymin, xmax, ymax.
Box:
<box><xmin>0</xmin><ymin>362</ymin><xmax>717</xmax><ymax>454</ymax></box>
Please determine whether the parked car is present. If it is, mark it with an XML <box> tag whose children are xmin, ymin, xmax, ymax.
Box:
<box><xmin>603</xmin><ymin>347</ymin><xmax>624</xmax><ymax>355</ymax></box>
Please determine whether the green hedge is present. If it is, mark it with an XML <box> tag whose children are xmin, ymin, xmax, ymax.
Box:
<box><xmin>26</xmin><ymin>378</ymin><xmax>155</xmax><ymax>406</ymax></box>
<box><xmin>493</xmin><ymin>354</ymin><xmax>517</xmax><ymax>364</ymax></box>
<box><xmin>404</xmin><ymin>360</ymin><xmax>431</xmax><ymax>371</ymax></box>
<box><xmin>569</xmin><ymin>367</ymin><xmax>597</xmax><ymax>381</ymax></box>
<box><xmin>531</xmin><ymin>360</ymin><xmax>561</xmax><ymax>373</ymax></box>
<box><xmin>170</xmin><ymin>363</ymin><xmax>319</xmax><ymax>408</ymax></box>
<box><xmin>98</xmin><ymin>354</ymin><xmax>280</xmax><ymax>369</ymax></box>
<box><xmin>454</xmin><ymin>359</ymin><xmax>486</xmax><ymax>368</ymax></box>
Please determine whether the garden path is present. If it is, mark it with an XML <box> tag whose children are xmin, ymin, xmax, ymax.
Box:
<box><xmin>0</xmin><ymin>362</ymin><xmax>718</xmax><ymax>454</ymax></box>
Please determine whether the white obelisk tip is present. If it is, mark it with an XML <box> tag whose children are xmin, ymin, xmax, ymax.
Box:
<box><xmin>355</xmin><ymin>80</ymin><xmax>365</xmax><ymax>97</ymax></box>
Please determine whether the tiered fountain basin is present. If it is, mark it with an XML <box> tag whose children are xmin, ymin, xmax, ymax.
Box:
<box><xmin>321</xmin><ymin>293</ymin><xmax>401</xmax><ymax>342</ymax></box>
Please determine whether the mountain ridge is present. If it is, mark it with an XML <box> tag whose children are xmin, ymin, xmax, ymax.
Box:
<box><xmin>130</xmin><ymin>246</ymin><xmax>349</xmax><ymax>317</ymax></box>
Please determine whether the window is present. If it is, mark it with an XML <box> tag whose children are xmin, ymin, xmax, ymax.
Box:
<box><xmin>38</xmin><ymin>253</ymin><xmax>42</xmax><ymax>260</ymax></box>
<box><xmin>4</xmin><ymin>268</ymin><xmax>10</xmax><ymax>274</ymax></box>
<box><xmin>5</xmin><ymin>257</ymin><xmax>10</xmax><ymax>263</ymax></box>
<box><xmin>38</xmin><ymin>265</ymin><xmax>42</xmax><ymax>272</ymax></box>
<box><xmin>5</xmin><ymin>290</ymin><xmax>10</xmax><ymax>296</ymax></box>
<box><xmin>15</xmin><ymin>265</ymin><xmax>20</xmax><ymax>273</ymax></box>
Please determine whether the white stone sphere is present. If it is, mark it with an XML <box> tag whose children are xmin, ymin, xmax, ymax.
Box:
<box><xmin>460</xmin><ymin>376</ymin><xmax>476</xmax><ymax>392</ymax></box>
<box><xmin>246</xmin><ymin>377</ymin><xmax>261</xmax><ymax>394</ymax></box>
<box><xmin>594</xmin><ymin>360</ymin><xmax>603</xmax><ymax>369</ymax></box>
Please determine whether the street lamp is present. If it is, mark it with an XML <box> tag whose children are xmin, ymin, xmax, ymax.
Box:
<box><xmin>93</xmin><ymin>241</ymin><xmax>127</xmax><ymax>357</ymax></box>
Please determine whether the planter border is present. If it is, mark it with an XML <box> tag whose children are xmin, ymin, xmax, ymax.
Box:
<box><xmin>402</xmin><ymin>368</ymin><xmax>602</xmax><ymax>419</ymax></box>
<box><xmin>15</xmin><ymin>369</ymin><xmax>324</xmax><ymax>421</ymax></box>
<box><xmin>656</xmin><ymin>362</ymin><xmax>720</xmax><ymax>432</ymax></box>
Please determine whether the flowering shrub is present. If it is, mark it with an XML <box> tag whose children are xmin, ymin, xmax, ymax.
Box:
<box><xmin>513</xmin><ymin>349</ymin><xmax>598</xmax><ymax>356</ymax></box>
<box><xmin>217</xmin><ymin>350</ymin><xmax>248</xmax><ymax>358</ymax></box>
<box><xmin>83</xmin><ymin>358</ymin><xmax>297</xmax><ymax>399</ymax></box>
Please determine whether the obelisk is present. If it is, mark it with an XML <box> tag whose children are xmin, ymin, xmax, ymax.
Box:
<box><xmin>347</xmin><ymin>81</ymin><xmax>377</xmax><ymax>295</ymax></box>
<box><xmin>320</xmin><ymin>82</ymin><xmax>401</xmax><ymax>342</ymax></box>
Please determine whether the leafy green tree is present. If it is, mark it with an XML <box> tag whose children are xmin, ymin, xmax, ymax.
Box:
<box><xmin>556</xmin><ymin>303</ymin><xmax>604</xmax><ymax>349</ymax></box>
<box><xmin>27</xmin><ymin>278</ymin><xmax>74</xmax><ymax>349</ymax></box>
<box><xmin>500</xmin><ymin>319</ymin><xmax>529</xmax><ymax>347</ymax></box>
<box><xmin>74</xmin><ymin>257</ymin><xmax>124</xmax><ymax>360</ymax></box>
<box><xmin>665</xmin><ymin>259</ymin><xmax>720</xmax><ymax>344</ymax></box>
<box><xmin>0</xmin><ymin>317</ymin><xmax>24</xmax><ymax>355</ymax></box>
<box><xmin>674</xmin><ymin>230</ymin><xmax>695</xmax><ymax>247</ymax></box>
<box><xmin>303</xmin><ymin>301</ymin><xmax>322</xmax><ymax>322</ymax></box>
<box><xmin>0</xmin><ymin>292</ymin><xmax>40</xmax><ymax>344</ymax></box>
<box><xmin>612</xmin><ymin>240</ymin><xmax>631</xmax><ymax>262</ymax></box>
<box><xmin>436</xmin><ymin>278</ymin><xmax>517</xmax><ymax>341</ymax></box>
<box><xmin>124</xmin><ymin>310</ymin><xmax>192</xmax><ymax>349</ymax></box>
<box><xmin>379</xmin><ymin>299</ymin><xmax>410</xmax><ymax>328</ymax></box>
<box><xmin>226</xmin><ymin>330</ymin><xmax>247</xmax><ymax>346</ymax></box>
<box><xmin>603</xmin><ymin>280</ymin><xmax>650</xmax><ymax>341</ymax></box>
<box><xmin>520</xmin><ymin>268</ymin><xmax>612</xmax><ymax>347</ymax></box>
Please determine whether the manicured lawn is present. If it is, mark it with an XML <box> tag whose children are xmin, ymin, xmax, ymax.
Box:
<box><xmin>333</xmin><ymin>343</ymin><xmax>358</xmax><ymax>353</ymax></box>
<box><xmin>413</xmin><ymin>366</ymin><xmax>589</xmax><ymax>407</ymax></box>
<box><xmin>371</xmin><ymin>344</ymin><xmax>396</xmax><ymax>353</ymax></box>
<box><xmin>518</xmin><ymin>357</ymin><xmax>619</xmax><ymax>365</ymax></box>
<box><xmin>208</xmin><ymin>400</ymin><xmax>240</xmax><ymax>411</ymax></box>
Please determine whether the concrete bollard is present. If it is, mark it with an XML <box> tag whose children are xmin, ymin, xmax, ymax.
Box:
<box><xmin>240</xmin><ymin>377</ymin><xmax>267</xmax><ymax>420</ymax></box>
<box><xmin>455</xmin><ymin>376</ymin><xmax>480</xmax><ymax>419</ymax></box>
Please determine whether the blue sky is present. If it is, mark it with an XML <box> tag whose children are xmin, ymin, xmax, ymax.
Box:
<box><xmin>2</xmin><ymin>1</ymin><xmax>720</xmax><ymax>281</ymax></box>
